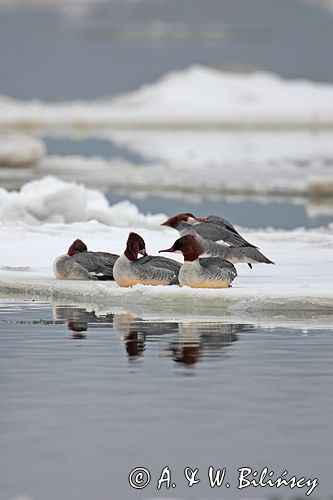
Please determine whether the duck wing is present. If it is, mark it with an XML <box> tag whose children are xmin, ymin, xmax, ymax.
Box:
<box><xmin>136</xmin><ymin>255</ymin><xmax>181</xmax><ymax>285</ymax></box>
<box><xmin>199</xmin><ymin>257</ymin><xmax>237</xmax><ymax>276</ymax></box>
<box><xmin>72</xmin><ymin>252</ymin><xmax>118</xmax><ymax>280</ymax></box>
<box><xmin>194</xmin><ymin>221</ymin><xmax>256</xmax><ymax>248</ymax></box>
<box><xmin>205</xmin><ymin>215</ymin><xmax>240</xmax><ymax>235</ymax></box>
<box><xmin>137</xmin><ymin>255</ymin><xmax>181</xmax><ymax>273</ymax></box>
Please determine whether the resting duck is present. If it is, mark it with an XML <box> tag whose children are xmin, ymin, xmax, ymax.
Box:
<box><xmin>113</xmin><ymin>232</ymin><xmax>181</xmax><ymax>287</ymax></box>
<box><xmin>159</xmin><ymin>235</ymin><xmax>237</xmax><ymax>288</ymax></box>
<box><xmin>161</xmin><ymin>213</ymin><xmax>274</xmax><ymax>267</ymax></box>
<box><xmin>53</xmin><ymin>239</ymin><xmax>118</xmax><ymax>280</ymax></box>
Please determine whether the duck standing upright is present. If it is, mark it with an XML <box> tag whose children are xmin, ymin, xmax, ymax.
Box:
<box><xmin>159</xmin><ymin>235</ymin><xmax>237</xmax><ymax>288</ymax></box>
<box><xmin>53</xmin><ymin>239</ymin><xmax>118</xmax><ymax>280</ymax></box>
<box><xmin>113</xmin><ymin>232</ymin><xmax>181</xmax><ymax>287</ymax></box>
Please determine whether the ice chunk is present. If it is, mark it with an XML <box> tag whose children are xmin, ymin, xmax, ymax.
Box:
<box><xmin>0</xmin><ymin>135</ymin><xmax>45</xmax><ymax>167</ymax></box>
<box><xmin>1</xmin><ymin>66</ymin><xmax>333</xmax><ymax>128</ymax></box>
<box><xmin>0</xmin><ymin>176</ymin><xmax>165</xmax><ymax>227</ymax></box>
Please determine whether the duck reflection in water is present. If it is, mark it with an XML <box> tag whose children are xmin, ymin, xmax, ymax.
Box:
<box><xmin>67</xmin><ymin>321</ymin><xmax>87</xmax><ymax>340</ymax></box>
<box><xmin>113</xmin><ymin>313</ymin><xmax>252</xmax><ymax>366</ymax></box>
<box><xmin>53</xmin><ymin>304</ymin><xmax>113</xmax><ymax>339</ymax></box>
<box><xmin>53</xmin><ymin>304</ymin><xmax>253</xmax><ymax>365</ymax></box>
<box><xmin>113</xmin><ymin>313</ymin><xmax>177</xmax><ymax>361</ymax></box>
<box><xmin>168</xmin><ymin>322</ymin><xmax>244</xmax><ymax>366</ymax></box>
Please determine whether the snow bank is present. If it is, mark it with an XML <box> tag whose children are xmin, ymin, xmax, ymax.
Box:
<box><xmin>0</xmin><ymin>177</ymin><xmax>165</xmax><ymax>227</ymax></box>
<box><xmin>0</xmin><ymin>223</ymin><xmax>332</xmax><ymax>317</ymax></box>
<box><xmin>1</xmin><ymin>66</ymin><xmax>333</xmax><ymax>129</ymax></box>
<box><xmin>0</xmin><ymin>135</ymin><xmax>45</xmax><ymax>167</ymax></box>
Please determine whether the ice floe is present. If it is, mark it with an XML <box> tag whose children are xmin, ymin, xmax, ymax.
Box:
<box><xmin>0</xmin><ymin>220</ymin><xmax>332</xmax><ymax>317</ymax></box>
<box><xmin>2</xmin><ymin>152</ymin><xmax>333</xmax><ymax>198</ymax></box>
<box><xmin>0</xmin><ymin>134</ymin><xmax>44</xmax><ymax>167</ymax></box>
<box><xmin>1</xmin><ymin>129</ymin><xmax>332</xmax><ymax>196</ymax></box>
<box><xmin>1</xmin><ymin>66</ymin><xmax>333</xmax><ymax>129</ymax></box>
<box><xmin>37</xmin><ymin>153</ymin><xmax>333</xmax><ymax>197</ymax></box>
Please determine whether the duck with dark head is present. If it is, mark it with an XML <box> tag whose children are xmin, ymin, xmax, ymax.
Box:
<box><xmin>161</xmin><ymin>213</ymin><xmax>274</xmax><ymax>268</ymax></box>
<box><xmin>53</xmin><ymin>239</ymin><xmax>119</xmax><ymax>280</ymax></box>
<box><xmin>160</xmin><ymin>235</ymin><xmax>237</xmax><ymax>288</ymax></box>
<box><xmin>113</xmin><ymin>232</ymin><xmax>181</xmax><ymax>287</ymax></box>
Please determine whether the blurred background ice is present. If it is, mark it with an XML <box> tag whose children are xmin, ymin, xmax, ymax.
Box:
<box><xmin>0</xmin><ymin>0</ymin><xmax>333</xmax><ymax>230</ymax></box>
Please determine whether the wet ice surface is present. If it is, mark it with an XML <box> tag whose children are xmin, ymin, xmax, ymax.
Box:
<box><xmin>0</xmin><ymin>300</ymin><xmax>332</xmax><ymax>500</ymax></box>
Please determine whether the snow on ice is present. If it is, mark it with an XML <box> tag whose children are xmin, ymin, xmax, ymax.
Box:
<box><xmin>0</xmin><ymin>178</ymin><xmax>332</xmax><ymax>317</ymax></box>
<box><xmin>1</xmin><ymin>66</ymin><xmax>333</xmax><ymax>129</ymax></box>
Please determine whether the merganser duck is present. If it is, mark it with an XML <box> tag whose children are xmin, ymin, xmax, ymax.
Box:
<box><xmin>159</xmin><ymin>235</ymin><xmax>237</xmax><ymax>288</ymax></box>
<box><xmin>161</xmin><ymin>213</ymin><xmax>274</xmax><ymax>267</ymax></box>
<box><xmin>113</xmin><ymin>232</ymin><xmax>181</xmax><ymax>287</ymax></box>
<box><xmin>162</xmin><ymin>213</ymin><xmax>255</xmax><ymax>247</ymax></box>
<box><xmin>53</xmin><ymin>239</ymin><xmax>118</xmax><ymax>280</ymax></box>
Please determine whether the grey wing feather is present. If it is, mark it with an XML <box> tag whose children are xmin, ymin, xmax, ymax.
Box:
<box><xmin>137</xmin><ymin>255</ymin><xmax>181</xmax><ymax>273</ymax></box>
<box><xmin>92</xmin><ymin>251</ymin><xmax>119</xmax><ymax>265</ymax></box>
<box><xmin>199</xmin><ymin>257</ymin><xmax>237</xmax><ymax>277</ymax></box>
<box><xmin>136</xmin><ymin>255</ymin><xmax>180</xmax><ymax>285</ymax></box>
<box><xmin>194</xmin><ymin>222</ymin><xmax>255</xmax><ymax>248</ymax></box>
<box><xmin>72</xmin><ymin>252</ymin><xmax>118</xmax><ymax>280</ymax></box>
<box><xmin>239</xmin><ymin>247</ymin><xmax>274</xmax><ymax>264</ymax></box>
<box><xmin>205</xmin><ymin>215</ymin><xmax>239</xmax><ymax>234</ymax></box>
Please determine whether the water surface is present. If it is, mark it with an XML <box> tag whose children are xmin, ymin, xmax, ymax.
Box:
<box><xmin>0</xmin><ymin>0</ymin><xmax>333</xmax><ymax>101</ymax></box>
<box><xmin>1</xmin><ymin>301</ymin><xmax>332</xmax><ymax>500</ymax></box>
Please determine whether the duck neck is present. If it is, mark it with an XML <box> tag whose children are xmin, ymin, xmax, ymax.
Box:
<box><xmin>183</xmin><ymin>255</ymin><xmax>200</xmax><ymax>265</ymax></box>
<box><xmin>124</xmin><ymin>248</ymin><xmax>138</xmax><ymax>262</ymax></box>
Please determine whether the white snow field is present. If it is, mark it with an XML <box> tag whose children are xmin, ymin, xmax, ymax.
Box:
<box><xmin>1</xmin><ymin>66</ymin><xmax>333</xmax><ymax>129</ymax></box>
<box><xmin>0</xmin><ymin>179</ymin><xmax>332</xmax><ymax>318</ymax></box>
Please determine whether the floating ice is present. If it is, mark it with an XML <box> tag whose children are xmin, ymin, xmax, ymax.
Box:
<box><xmin>1</xmin><ymin>129</ymin><xmax>332</xmax><ymax>196</ymax></box>
<box><xmin>38</xmin><ymin>153</ymin><xmax>333</xmax><ymax>197</ymax></box>
<box><xmin>0</xmin><ymin>134</ymin><xmax>45</xmax><ymax>167</ymax></box>
<box><xmin>0</xmin><ymin>222</ymin><xmax>332</xmax><ymax>316</ymax></box>
<box><xmin>1</xmin><ymin>66</ymin><xmax>333</xmax><ymax>129</ymax></box>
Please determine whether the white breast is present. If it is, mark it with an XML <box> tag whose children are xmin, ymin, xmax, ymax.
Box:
<box><xmin>53</xmin><ymin>255</ymin><xmax>95</xmax><ymax>280</ymax></box>
<box><xmin>113</xmin><ymin>254</ymin><xmax>135</xmax><ymax>287</ymax></box>
<box><xmin>179</xmin><ymin>259</ymin><xmax>231</xmax><ymax>289</ymax></box>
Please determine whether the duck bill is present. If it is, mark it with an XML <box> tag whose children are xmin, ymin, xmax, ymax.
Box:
<box><xmin>158</xmin><ymin>247</ymin><xmax>176</xmax><ymax>253</ymax></box>
<box><xmin>195</xmin><ymin>217</ymin><xmax>206</xmax><ymax>222</ymax></box>
<box><xmin>160</xmin><ymin>220</ymin><xmax>170</xmax><ymax>227</ymax></box>
<box><xmin>139</xmin><ymin>248</ymin><xmax>147</xmax><ymax>256</ymax></box>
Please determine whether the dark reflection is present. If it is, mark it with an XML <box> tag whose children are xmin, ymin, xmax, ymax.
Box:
<box><xmin>167</xmin><ymin>323</ymin><xmax>248</xmax><ymax>366</ymax></box>
<box><xmin>112</xmin><ymin>313</ymin><xmax>253</xmax><ymax>366</ymax></box>
<box><xmin>113</xmin><ymin>313</ymin><xmax>178</xmax><ymax>361</ymax></box>
<box><xmin>53</xmin><ymin>304</ymin><xmax>253</xmax><ymax>366</ymax></box>
<box><xmin>124</xmin><ymin>332</ymin><xmax>146</xmax><ymax>359</ymax></box>
<box><xmin>169</xmin><ymin>343</ymin><xmax>203</xmax><ymax>365</ymax></box>
<box><xmin>67</xmin><ymin>321</ymin><xmax>87</xmax><ymax>339</ymax></box>
<box><xmin>54</xmin><ymin>305</ymin><xmax>114</xmax><ymax>339</ymax></box>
